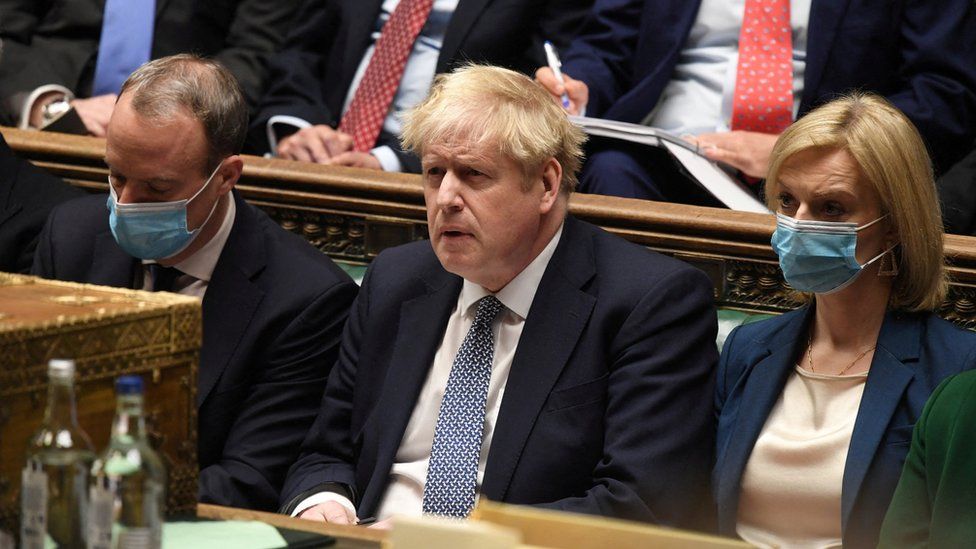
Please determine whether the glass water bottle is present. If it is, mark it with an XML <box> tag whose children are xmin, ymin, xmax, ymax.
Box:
<box><xmin>21</xmin><ymin>359</ymin><xmax>96</xmax><ymax>549</ymax></box>
<box><xmin>88</xmin><ymin>375</ymin><xmax>166</xmax><ymax>549</ymax></box>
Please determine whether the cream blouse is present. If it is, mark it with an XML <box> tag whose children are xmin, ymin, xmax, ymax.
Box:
<box><xmin>736</xmin><ymin>366</ymin><xmax>868</xmax><ymax>548</ymax></box>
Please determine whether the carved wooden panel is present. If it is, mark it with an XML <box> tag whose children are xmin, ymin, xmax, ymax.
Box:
<box><xmin>0</xmin><ymin>274</ymin><xmax>200</xmax><ymax>535</ymax></box>
<box><xmin>4</xmin><ymin>127</ymin><xmax>976</xmax><ymax>324</ymax></box>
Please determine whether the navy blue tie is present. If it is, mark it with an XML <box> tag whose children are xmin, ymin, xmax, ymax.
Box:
<box><xmin>422</xmin><ymin>295</ymin><xmax>504</xmax><ymax>517</ymax></box>
<box><xmin>92</xmin><ymin>0</ymin><xmax>156</xmax><ymax>96</ymax></box>
<box><xmin>148</xmin><ymin>264</ymin><xmax>180</xmax><ymax>293</ymax></box>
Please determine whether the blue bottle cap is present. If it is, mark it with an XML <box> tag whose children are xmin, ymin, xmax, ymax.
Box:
<box><xmin>116</xmin><ymin>375</ymin><xmax>144</xmax><ymax>395</ymax></box>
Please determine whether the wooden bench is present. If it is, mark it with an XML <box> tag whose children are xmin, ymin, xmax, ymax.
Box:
<box><xmin>5</xmin><ymin>127</ymin><xmax>976</xmax><ymax>331</ymax></box>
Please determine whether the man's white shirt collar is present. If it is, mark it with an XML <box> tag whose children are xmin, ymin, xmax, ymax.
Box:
<box><xmin>143</xmin><ymin>194</ymin><xmax>236</xmax><ymax>282</ymax></box>
<box><xmin>458</xmin><ymin>223</ymin><xmax>564</xmax><ymax>321</ymax></box>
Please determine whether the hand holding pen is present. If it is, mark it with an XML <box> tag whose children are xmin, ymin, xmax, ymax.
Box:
<box><xmin>535</xmin><ymin>41</ymin><xmax>589</xmax><ymax>115</ymax></box>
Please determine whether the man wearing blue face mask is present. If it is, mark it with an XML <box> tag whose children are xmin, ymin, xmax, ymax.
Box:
<box><xmin>32</xmin><ymin>54</ymin><xmax>359</xmax><ymax>512</ymax></box>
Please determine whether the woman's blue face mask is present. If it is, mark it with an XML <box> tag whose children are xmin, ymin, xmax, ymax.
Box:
<box><xmin>771</xmin><ymin>212</ymin><xmax>894</xmax><ymax>294</ymax></box>
<box><xmin>106</xmin><ymin>162</ymin><xmax>222</xmax><ymax>260</ymax></box>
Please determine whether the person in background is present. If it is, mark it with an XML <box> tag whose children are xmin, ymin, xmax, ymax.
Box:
<box><xmin>280</xmin><ymin>65</ymin><xmax>718</xmax><ymax>530</ymax></box>
<box><xmin>32</xmin><ymin>55</ymin><xmax>358</xmax><ymax>511</ymax></box>
<box><xmin>0</xmin><ymin>0</ymin><xmax>300</xmax><ymax>133</ymax></box>
<box><xmin>936</xmin><ymin>144</ymin><xmax>976</xmax><ymax>236</ymax></box>
<box><xmin>0</xmin><ymin>131</ymin><xmax>83</xmax><ymax>273</ymax></box>
<box><xmin>248</xmin><ymin>0</ymin><xmax>590</xmax><ymax>172</ymax></box>
<box><xmin>713</xmin><ymin>93</ymin><xmax>976</xmax><ymax>548</ymax></box>
<box><xmin>877</xmin><ymin>368</ymin><xmax>976</xmax><ymax>547</ymax></box>
<box><xmin>536</xmin><ymin>0</ymin><xmax>976</xmax><ymax>204</ymax></box>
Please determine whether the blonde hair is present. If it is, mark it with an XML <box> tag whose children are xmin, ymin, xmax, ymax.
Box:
<box><xmin>766</xmin><ymin>93</ymin><xmax>947</xmax><ymax>311</ymax></box>
<box><xmin>401</xmin><ymin>64</ymin><xmax>586</xmax><ymax>192</ymax></box>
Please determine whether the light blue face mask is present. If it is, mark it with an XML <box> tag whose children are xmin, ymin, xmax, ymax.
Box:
<box><xmin>771</xmin><ymin>212</ymin><xmax>895</xmax><ymax>294</ymax></box>
<box><xmin>106</xmin><ymin>163</ymin><xmax>222</xmax><ymax>260</ymax></box>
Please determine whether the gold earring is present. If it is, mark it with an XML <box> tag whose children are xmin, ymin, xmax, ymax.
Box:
<box><xmin>878</xmin><ymin>248</ymin><xmax>899</xmax><ymax>277</ymax></box>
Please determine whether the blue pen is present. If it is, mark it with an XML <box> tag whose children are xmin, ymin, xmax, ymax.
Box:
<box><xmin>544</xmin><ymin>41</ymin><xmax>571</xmax><ymax>109</ymax></box>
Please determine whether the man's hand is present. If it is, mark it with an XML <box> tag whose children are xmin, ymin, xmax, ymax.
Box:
<box><xmin>71</xmin><ymin>94</ymin><xmax>118</xmax><ymax>137</ymax></box>
<box><xmin>28</xmin><ymin>91</ymin><xmax>68</xmax><ymax>129</ymax></box>
<box><xmin>297</xmin><ymin>501</ymin><xmax>355</xmax><ymax>524</ymax></box>
<box><xmin>330</xmin><ymin>151</ymin><xmax>382</xmax><ymax>170</ymax></box>
<box><xmin>535</xmin><ymin>67</ymin><xmax>588</xmax><ymax>115</ymax></box>
<box><xmin>278</xmin><ymin>125</ymin><xmax>354</xmax><ymax>163</ymax></box>
<box><xmin>695</xmin><ymin>131</ymin><xmax>780</xmax><ymax>179</ymax></box>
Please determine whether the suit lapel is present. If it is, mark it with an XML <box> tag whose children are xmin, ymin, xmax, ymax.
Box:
<box><xmin>155</xmin><ymin>0</ymin><xmax>173</xmax><ymax>18</ymax></box>
<box><xmin>360</xmin><ymin>268</ymin><xmax>462</xmax><ymax>513</ymax></box>
<box><xmin>437</xmin><ymin>0</ymin><xmax>494</xmax><ymax>73</ymax></box>
<box><xmin>341</xmin><ymin>0</ymin><xmax>387</xmax><ymax>89</ymax></box>
<box><xmin>840</xmin><ymin>313</ymin><xmax>918</xmax><ymax>531</ymax></box>
<box><xmin>801</xmin><ymin>0</ymin><xmax>853</xmax><ymax>111</ymax></box>
<box><xmin>0</xmin><ymin>160</ymin><xmax>19</xmax><ymax>227</ymax></box>
<box><xmin>481</xmin><ymin>218</ymin><xmax>597</xmax><ymax>501</ymax></box>
<box><xmin>197</xmin><ymin>195</ymin><xmax>266</xmax><ymax>406</ymax></box>
<box><xmin>0</xmin><ymin>205</ymin><xmax>21</xmax><ymax>228</ymax></box>
<box><xmin>716</xmin><ymin>309</ymin><xmax>810</xmax><ymax>532</ymax></box>
<box><xmin>89</xmin><ymin>231</ymin><xmax>140</xmax><ymax>288</ymax></box>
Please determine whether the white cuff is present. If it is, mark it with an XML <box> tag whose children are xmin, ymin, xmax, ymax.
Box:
<box><xmin>290</xmin><ymin>491</ymin><xmax>358</xmax><ymax>521</ymax></box>
<box><xmin>370</xmin><ymin>145</ymin><xmax>402</xmax><ymax>172</ymax></box>
<box><xmin>19</xmin><ymin>84</ymin><xmax>74</xmax><ymax>129</ymax></box>
<box><xmin>267</xmin><ymin>115</ymin><xmax>312</xmax><ymax>155</ymax></box>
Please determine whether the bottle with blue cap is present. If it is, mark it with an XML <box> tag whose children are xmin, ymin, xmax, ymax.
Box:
<box><xmin>88</xmin><ymin>376</ymin><xmax>166</xmax><ymax>549</ymax></box>
<box><xmin>21</xmin><ymin>359</ymin><xmax>95</xmax><ymax>549</ymax></box>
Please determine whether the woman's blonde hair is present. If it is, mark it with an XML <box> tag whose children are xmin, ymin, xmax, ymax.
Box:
<box><xmin>401</xmin><ymin>64</ymin><xmax>586</xmax><ymax>193</ymax></box>
<box><xmin>766</xmin><ymin>93</ymin><xmax>947</xmax><ymax>311</ymax></box>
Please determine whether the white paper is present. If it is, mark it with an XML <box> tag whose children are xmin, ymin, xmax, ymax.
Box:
<box><xmin>569</xmin><ymin>116</ymin><xmax>769</xmax><ymax>213</ymax></box>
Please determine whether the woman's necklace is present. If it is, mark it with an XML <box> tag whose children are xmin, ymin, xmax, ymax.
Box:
<box><xmin>806</xmin><ymin>332</ymin><xmax>876</xmax><ymax>376</ymax></box>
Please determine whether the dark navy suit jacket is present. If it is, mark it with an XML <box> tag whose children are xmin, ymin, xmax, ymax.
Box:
<box><xmin>0</xmin><ymin>133</ymin><xmax>82</xmax><ymax>273</ymax></box>
<box><xmin>32</xmin><ymin>191</ymin><xmax>358</xmax><ymax>511</ymax></box>
<box><xmin>248</xmin><ymin>0</ymin><xmax>590</xmax><ymax>170</ymax></box>
<box><xmin>714</xmin><ymin>306</ymin><xmax>976</xmax><ymax>548</ymax></box>
<box><xmin>561</xmin><ymin>0</ymin><xmax>976</xmax><ymax>173</ymax></box>
<box><xmin>281</xmin><ymin>215</ymin><xmax>719</xmax><ymax>529</ymax></box>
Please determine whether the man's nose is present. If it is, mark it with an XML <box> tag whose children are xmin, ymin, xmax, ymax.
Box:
<box><xmin>436</xmin><ymin>173</ymin><xmax>464</xmax><ymax>211</ymax></box>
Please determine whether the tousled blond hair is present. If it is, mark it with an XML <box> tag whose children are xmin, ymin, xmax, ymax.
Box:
<box><xmin>401</xmin><ymin>64</ymin><xmax>586</xmax><ymax>193</ymax></box>
<box><xmin>766</xmin><ymin>93</ymin><xmax>947</xmax><ymax>311</ymax></box>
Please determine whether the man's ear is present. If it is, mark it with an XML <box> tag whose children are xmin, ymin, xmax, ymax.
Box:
<box><xmin>538</xmin><ymin>157</ymin><xmax>562</xmax><ymax>214</ymax></box>
<box><xmin>215</xmin><ymin>155</ymin><xmax>243</xmax><ymax>195</ymax></box>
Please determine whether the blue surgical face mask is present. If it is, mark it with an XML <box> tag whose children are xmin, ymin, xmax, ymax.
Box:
<box><xmin>771</xmin><ymin>212</ymin><xmax>895</xmax><ymax>294</ymax></box>
<box><xmin>106</xmin><ymin>162</ymin><xmax>223</xmax><ymax>260</ymax></box>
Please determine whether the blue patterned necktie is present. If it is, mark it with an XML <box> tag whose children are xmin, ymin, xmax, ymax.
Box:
<box><xmin>422</xmin><ymin>295</ymin><xmax>504</xmax><ymax>517</ymax></box>
<box><xmin>92</xmin><ymin>0</ymin><xmax>156</xmax><ymax>96</ymax></box>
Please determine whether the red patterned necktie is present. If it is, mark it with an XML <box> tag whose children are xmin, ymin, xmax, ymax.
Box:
<box><xmin>730</xmin><ymin>0</ymin><xmax>793</xmax><ymax>134</ymax></box>
<box><xmin>339</xmin><ymin>0</ymin><xmax>434</xmax><ymax>152</ymax></box>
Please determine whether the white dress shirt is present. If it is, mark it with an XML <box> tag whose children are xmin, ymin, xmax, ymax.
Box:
<box><xmin>140</xmin><ymin>195</ymin><xmax>236</xmax><ymax>299</ymax></box>
<box><xmin>645</xmin><ymin>0</ymin><xmax>811</xmax><ymax>135</ymax></box>
<box><xmin>268</xmin><ymin>0</ymin><xmax>458</xmax><ymax>172</ymax></box>
<box><xmin>293</xmin><ymin>224</ymin><xmax>564</xmax><ymax>520</ymax></box>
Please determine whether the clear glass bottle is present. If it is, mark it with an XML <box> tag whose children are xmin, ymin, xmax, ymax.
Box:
<box><xmin>88</xmin><ymin>375</ymin><xmax>165</xmax><ymax>549</ymax></box>
<box><xmin>21</xmin><ymin>359</ymin><xmax>96</xmax><ymax>549</ymax></box>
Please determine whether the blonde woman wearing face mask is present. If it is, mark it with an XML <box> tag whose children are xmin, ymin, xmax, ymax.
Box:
<box><xmin>712</xmin><ymin>93</ymin><xmax>976</xmax><ymax>549</ymax></box>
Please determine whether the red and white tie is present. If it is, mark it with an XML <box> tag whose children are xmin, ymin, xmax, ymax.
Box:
<box><xmin>730</xmin><ymin>0</ymin><xmax>793</xmax><ymax>134</ymax></box>
<box><xmin>339</xmin><ymin>0</ymin><xmax>434</xmax><ymax>152</ymax></box>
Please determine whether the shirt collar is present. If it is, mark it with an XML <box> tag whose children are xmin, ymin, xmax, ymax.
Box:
<box><xmin>458</xmin><ymin>223</ymin><xmax>563</xmax><ymax>321</ymax></box>
<box><xmin>143</xmin><ymin>194</ymin><xmax>236</xmax><ymax>282</ymax></box>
